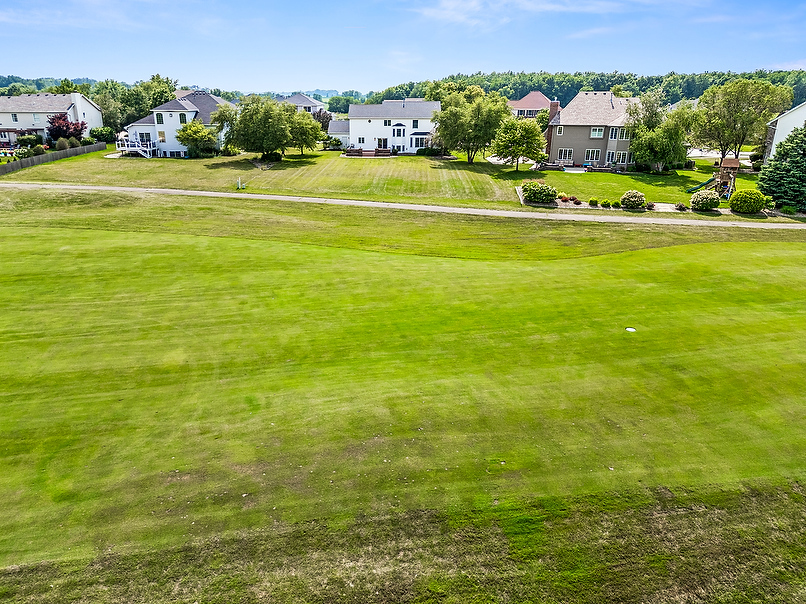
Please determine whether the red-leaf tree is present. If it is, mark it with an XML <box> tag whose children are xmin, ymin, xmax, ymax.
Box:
<box><xmin>46</xmin><ymin>113</ymin><xmax>87</xmax><ymax>141</ymax></box>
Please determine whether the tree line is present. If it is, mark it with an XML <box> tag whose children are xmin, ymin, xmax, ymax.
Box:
<box><xmin>363</xmin><ymin>70</ymin><xmax>806</xmax><ymax>109</ymax></box>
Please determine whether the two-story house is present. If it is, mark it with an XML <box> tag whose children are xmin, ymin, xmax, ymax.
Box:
<box><xmin>507</xmin><ymin>91</ymin><xmax>553</xmax><ymax>118</ymax></box>
<box><xmin>120</xmin><ymin>91</ymin><xmax>234</xmax><ymax>158</ymax></box>
<box><xmin>0</xmin><ymin>92</ymin><xmax>102</xmax><ymax>146</ymax></box>
<box><xmin>764</xmin><ymin>100</ymin><xmax>806</xmax><ymax>162</ymax></box>
<box><xmin>343</xmin><ymin>98</ymin><xmax>440</xmax><ymax>152</ymax></box>
<box><xmin>282</xmin><ymin>93</ymin><xmax>326</xmax><ymax>114</ymax></box>
<box><xmin>545</xmin><ymin>91</ymin><xmax>638</xmax><ymax>168</ymax></box>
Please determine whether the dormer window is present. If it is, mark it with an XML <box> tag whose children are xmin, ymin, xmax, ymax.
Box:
<box><xmin>179</xmin><ymin>113</ymin><xmax>187</xmax><ymax>124</ymax></box>
<box><xmin>156</xmin><ymin>113</ymin><xmax>164</xmax><ymax>124</ymax></box>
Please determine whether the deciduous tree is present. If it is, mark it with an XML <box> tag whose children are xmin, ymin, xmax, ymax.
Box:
<box><xmin>627</xmin><ymin>92</ymin><xmax>692</xmax><ymax>172</ymax></box>
<box><xmin>311</xmin><ymin>108</ymin><xmax>332</xmax><ymax>133</ymax></box>
<box><xmin>175</xmin><ymin>119</ymin><xmax>218</xmax><ymax>158</ymax></box>
<box><xmin>433</xmin><ymin>91</ymin><xmax>510</xmax><ymax>163</ymax></box>
<box><xmin>692</xmin><ymin>79</ymin><xmax>793</xmax><ymax>160</ymax></box>
<box><xmin>289</xmin><ymin>110</ymin><xmax>322</xmax><ymax>155</ymax></box>
<box><xmin>46</xmin><ymin>113</ymin><xmax>86</xmax><ymax>141</ymax></box>
<box><xmin>490</xmin><ymin>118</ymin><xmax>547</xmax><ymax>170</ymax></box>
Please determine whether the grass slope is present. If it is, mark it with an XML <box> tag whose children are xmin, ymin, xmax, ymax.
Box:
<box><xmin>1</xmin><ymin>189</ymin><xmax>806</xmax><ymax>602</ymax></box>
<box><xmin>1</xmin><ymin>146</ymin><xmax>760</xmax><ymax>209</ymax></box>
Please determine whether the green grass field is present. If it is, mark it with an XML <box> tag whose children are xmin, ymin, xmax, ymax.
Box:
<box><xmin>2</xmin><ymin>186</ymin><xmax>806</xmax><ymax>602</ymax></box>
<box><xmin>0</xmin><ymin>145</ymin><xmax>761</xmax><ymax>210</ymax></box>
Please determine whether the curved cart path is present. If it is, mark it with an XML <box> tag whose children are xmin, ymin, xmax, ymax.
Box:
<box><xmin>2</xmin><ymin>182</ymin><xmax>805</xmax><ymax>230</ymax></box>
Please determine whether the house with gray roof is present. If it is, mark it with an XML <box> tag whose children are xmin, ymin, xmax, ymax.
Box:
<box><xmin>120</xmin><ymin>90</ymin><xmax>234</xmax><ymax>158</ymax></box>
<box><xmin>0</xmin><ymin>92</ymin><xmax>102</xmax><ymax>146</ymax></box>
<box><xmin>282</xmin><ymin>93</ymin><xmax>326</xmax><ymax>114</ymax></box>
<box><xmin>545</xmin><ymin>91</ymin><xmax>638</xmax><ymax>167</ymax></box>
<box><xmin>346</xmin><ymin>98</ymin><xmax>440</xmax><ymax>152</ymax></box>
<box><xmin>327</xmin><ymin>119</ymin><xmax>350</xmax><ymax>147</ymax></box>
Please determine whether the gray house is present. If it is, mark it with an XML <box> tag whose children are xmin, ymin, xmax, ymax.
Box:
<box><xmin>545</xmin><ymin>91</ymin><xmax>638</xmax><ymax>168</ymax></box>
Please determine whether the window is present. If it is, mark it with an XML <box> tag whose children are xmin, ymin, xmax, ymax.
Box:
<box><xmin>609</xmin><ymin>127</ymin><xmax>618</xmax><ymax>140</ymax></box>
<box><xmin>619</xmin><ymin>128</ymin><xmax>630</xmax><ymax>140</ymax></box>
<box><xmin>33</xmin><ymin>113</ymin><xmax>40</xmax><ymax>124</ymax></box>
<box><xmin>156</xmin><ymin>113</ymin><xmax>164</xmax><ymax>124</ymax></box>
<box><xmin>584</xmin><ymin>149</ymin><xmax>601</xmax><ymax>162</ymax></box>
<box><xmin>556</xmin><ymin>126</ymin><xmax>563</xmax><ymax>135</ymax></box>
<box><xmin>304</xmin><ymin>106</ymin><xmax>311</xmax><ymax>112</ymax></box>
<box><xmin>358</xmin><ymin>137</ymin><xmax>365</xmax><ymax>144</ymax></box>
<box><xmin>383</xmin><ymin>120</ymin><xmax>391</xmax><ymax>126</ymax></box>
<box><xmin>11</xmin><ymin>114</ymin><xmax>18</xmax><ymax>123</ymax></box>
<box><xmin>590</xmin><ymin>127</ymin><xmax>604</xmax><ymax>138</ymax></box>
<box><xmin>158</xmin><ymin>131</ymin><xmax>166</xmax><ymax>143</ymax></box>
<box><xmin>517</xmin><ymin>110</ymin><xmax>525</xmax><ymax>117</ymax></box>
<box><xmin>557</xmin><ymin>148</ymin><xmax>573</xmax><ymax>161</ymax></box>
<box><xmin>606</xmin><ymin>150</ymin><xmax>615</xmax><ymax>163</ymax></box>
<box><xmin>412</xmin><ymin>119</ymin><xmax>418</xmax><ymax>128</ymax></box>
<box><xmin>616</xmin><ymin>151</ymin><xmax>629</xmax><ymax>164</ymax></box>
<box><xmin>0</xmin><ymin>132</ymin><xmax>7</xmax><ymax>139</ymax></box>
<box><xmin>179</xmin><ymin>113</ymin><xmax>187</xmax><ymax>124</ymax></box>
<box><xmin>414</xmin><ymin>137</ymin><xmax>427</xmax><ymax>148</ymax></box>
<box><xmin>393</xmin><ymin>128</ymin><xmax>404</xmax><ymax>137</ymax></box>
<box><xmin>138</xmin><ymin>132</ymin><xmax>151</xmax><ymax>143</ymax></box>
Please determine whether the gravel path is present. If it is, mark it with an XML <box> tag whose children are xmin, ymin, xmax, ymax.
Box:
<box><xmin>2</xmin><ymin>182</ymin><xmax>805</xmax><ymax>230</ymax></box>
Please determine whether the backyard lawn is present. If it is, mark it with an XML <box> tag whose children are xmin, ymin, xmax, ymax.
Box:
<box><xmin>0</xmin><ymin>145</ymin><xmax>761</xmax><ymax>209</ymax></box>
<box><xmin>1</xmin><ymin>187</ymin><xmax>806</xmax><ymax>602</ymax></box>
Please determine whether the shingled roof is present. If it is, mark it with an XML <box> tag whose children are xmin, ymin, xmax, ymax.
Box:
<box><xmin>348</xmin><ymin>99</ymin><xmax>440</xmax><ymax>119</ymax></box>
<box><xmin>0</xmin><ymin>92</ymin><xmax>99</xmax><ymax>113</ymax></box>
<box><xmin>151</xmin><ymin>91</ymin><xmax>234</xmax><ymax>125</ymax></box>
<box><xmin>507</xmin><ymin>90</ymin><xmax>552</xmax><ymax>110</ymax></box>
<box><xmin>549</xmin><ymin>91</ymin><xmax>638</xmax><ymax>127</ymax></box>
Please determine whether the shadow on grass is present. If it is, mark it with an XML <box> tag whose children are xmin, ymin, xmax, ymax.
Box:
<box><xmin>269</xmin><ymin>155</ymin><xmax>319</xmax><ymax>170</ymax></box>
<box><xmin>204</xmin><ymin>158</ymin><xmax>255</xmax><ymax>171</ymax></box>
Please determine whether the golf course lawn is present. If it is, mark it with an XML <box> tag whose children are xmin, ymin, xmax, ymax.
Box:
<box><xmin>0</xmin><ymin>145</ymin><xmax>761</xmax><ymax>209</ymax></box>
<box><xmin>2</xmin><ymin>188</ymin><xmax>806</xmax><ymax>602</ymax></box>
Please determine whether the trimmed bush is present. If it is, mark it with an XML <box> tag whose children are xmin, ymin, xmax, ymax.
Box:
<box><xmin>588</xmin><ymin>198</ymin><xmax>599</xmax><ymax>206</ymax></box>
<box><xmin>80</xmin><ymin>137</ymin><xmax>96</xmax><ymax>146</ymax></box>
<box><xmin>690</xmin><ymin>189</ymin><xmax>721</xmax><ymax>211</ymax></box>
<box><xmin>32</xmin><ymin>145</ymin><xmax>45</xmax><ymax>156</ymax></box>
<box><xmin>752</xmin><ymin>160</ymin><xmax>762</xmax><ymax>172</ymax></box>
<box><xmin>780</xmin><ymin>205</ymin><xmax>798</xmax><ymax>215</ymax></box>
<box><xmin>729</xmin><ymin>189</ymin><xmax>766</xmax><ymax>214</ymax></box>
<box><xmin>521</xmin><ymin>181</ymin><xmax>558</xmax><ymax>204</ymax></box>
<box><xmin>55</xmin><ymin>138</ymin><xmax>70</xmax><ymax>151</ymax></box>
<box><xmin>15</xmin><ymin>147</ymin><xmax>34</xmax><ymax>159</ymax></box>
<box><xmin>556</xmin><ymin>191</ymin><xmax>568</xmax><ymax>199</ymax></box>
<box><xmin>415</xmin><ymin>147</ymin><xmax>443</xmax><ymax>156</ymax></box>
<box><xmin>68</xmin><ymin>136</ymin><xmax>81</xmax><ymax>148</ymax></box>
<box><xmin>16</xmin><ymin>134</ymin><xmax>42</xmax><ymax>148</ymax></box>
<box><xmin>89</xmin><ymin>126</ymin><xmax>116</xmax><ymax>143</ymax></box>
<box><xmin>620</xmin><ymin>189</ymin><xmax>646</xmax><ymax>209</ymax></box>
<box><xmin>612</xmin><ymin>200</ymin><xmax>622</xmax><ymax>208</ymax></box>
<box><xmin>675</xmin><ymin>202</ymin><xmax>687</xmax><ymax>211</ymax></box>
<box><xmin>749</xmin><ymin>152</ymin><xmax>763</xmax><ymax>162</ymax></box>
<box><xmin>646</xmin><ymin>202</ymin><xmax>655</xmax><ymax>210</ymax></box>
<box><xmin>262</xmin><ymin>151</ymin><xmax>282</xmax><ymax>162</ymax></box>
<box><xmin>600</xmin><ymin>200</ymin><xmax>611</xmax><ymax>208</ymax></box>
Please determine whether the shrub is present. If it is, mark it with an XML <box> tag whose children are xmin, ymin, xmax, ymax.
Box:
<box><xmin>415</xmin><ymin>147</ymin><xmax>443</xmax><ymax>156</ymax></box>
<box><xmin>600</xmin><ymin>200</ymin><xmax>611</xmax><ymax>208</ymax></box>
<box><xmin>588</xmin><ymin>198</ymin><xmax>599</xmax><ymax>206</ymax></box>
<box><xmin>749</xmin><ymin>152</ymin><xmax>763</xmax><ymax>162</ymax></box>
<box><xmin>620</xmin><ymin>189</ymin><xmax>646</xmax><ymax>209</ymax></box>
<box><xmin>262</xmin><ymin>151</ymin><xmax>282</xmax><ymax>162</ymax></box>
<box><xmin>729</xmin><ymin>189</ymin><xmax>766</xmax><ymax>214</ymax></box>
<box><xmin>646</xmin><ymin>202</ymin><xmax>655</xmax><ymax>210</ymax></box>
<box><xmin>80</xmin><ymin>137</ymin><xmax>96</xmax><ymax>146</ymax></box>
<box><xmin>780</xmin><ymin>205</ymin><xmax>798</xmax><ymax>215</ymax></box>
<box><xmin>221</xmin><ymin>144</ymin><xmax>239</xmax><ymax>156</ymax></box>
<box><xmin>569</xmin><ymin>195</ymin><xmax>577</xmax><ymax>202</ymax></box>
<box><xmin>690</xmin><ymin>189</ymin><xmax>721</xmax><ymax>211</ymax></box>
<box><xmin>752</xmin><ymin>160</ymin><xmax>762</xmax><ymax>172</ymax></box>
<box><xmin>675</xmin><ymin>202</ymin><xmax>688</xmax><ymax>211</ymax></box>
<box><xmin>16</xmin><ymin>134</ymin><xmax>41</xmax><ymax>148</ymax></box>
<box><xmin>573</xmin><ymin>198</ymin><xmax>582</xmax><ymax>205</ymax></box>
<box><xmin>67</xmin><ymin>136</ymin><xmax>80</xmax><ymax>148</ymax></box>
<box><xmin>89</xmin><ymin>126</ymin><xmax>117</xmax><ymax>143</ymax></box>
<box><xmin>15</xmin><ymin>147</ymin><xmax>34</xmax><ymax>159</ymax></box>
<box><xmin>521</xmin><ymin>181</ymin><xmax>558</xmax><ymax>204</ymax></box>
<box><xmin>55</xmin><ymin>138</ymin><xmax>69</xmax><ymax>151</ymax></box>
<box><xmin>556</xmin><ymin>191</ymin><xmax>568</xmax><ymax>199</ymax></box>
<box><xmin>32</xmin><ymin>145</ymin><xmax>45</xmax><ymax>156</ymax></box>
<box><xmin>612</xmin><ymin>200</ymin><xmax>622</xmax><ymax>208</ymax></box>
<box><xmin>560</xmin><ymin>196</ymin><xmax>569</xmax><ymax>202</ymax></box>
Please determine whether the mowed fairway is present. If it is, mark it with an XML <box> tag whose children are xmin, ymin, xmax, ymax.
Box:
<box><xmin>2</xmin><ymin>188</ymin><xmax>806</xmax><ymax>602</ymax></box>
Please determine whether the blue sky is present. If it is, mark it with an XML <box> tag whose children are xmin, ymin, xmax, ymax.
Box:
<box><xmin>4</xmin><ymin>0</ymin><xmax>805</xmax><ymax>94</ymax></box>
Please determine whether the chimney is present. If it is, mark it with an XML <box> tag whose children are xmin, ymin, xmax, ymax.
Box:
<box><xmin>544</xmin><ymin>99</ymin><xmax>562</xmax><ymax>159</ymax></box>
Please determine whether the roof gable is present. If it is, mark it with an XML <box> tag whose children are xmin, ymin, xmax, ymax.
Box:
<box><xmin>283</xmin><ymin>93</ymin><xmax>324</xmax><ymax>107</ymax></box>
<box><xmin>507</xmin><ymin>90</ymin><xmax>552</xmax><ymax>110</ymax></box>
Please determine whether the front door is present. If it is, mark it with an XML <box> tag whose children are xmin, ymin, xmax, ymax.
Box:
<box><xmin>377</xmin><ymin>138</ymin><xmax>388</xmax><ymax>149</ymax></box>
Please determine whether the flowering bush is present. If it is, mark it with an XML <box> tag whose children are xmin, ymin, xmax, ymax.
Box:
<box><xmin>620</xmin><ymin>189</ymin><xmax>646</xmax><ymax>209</ymax></box>
<box><xmin>690</xmin><ymin>189</ymin><xmax>721</xmax><ymax>211</ymax></box>
<box><xmin>521</xmin><ymin>181</ymin><xmax>558</xmax><ymax>204</ymax></box>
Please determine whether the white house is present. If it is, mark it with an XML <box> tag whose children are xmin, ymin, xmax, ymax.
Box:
<box><xmin>346</xmin><ymin>98</ymin><xmax>440</xmax><ymax>152</ymax></box>
<box><xmin>327</xmin><ymin>119</ymin><xmax>350</xmax><ymax>147</ymax></box>
<box><xmin>0</xmin><ymin>92</ymin><xmax>102</xmax><ymax>145</ymax></box>
<box><xmin>119</xmin><ymin>91</ymin><xmax>234</xmax><ymax>158</ymax></box>
<box><xmin>282</xmin><ymin>93</ymin><xmax>326</xmax><ymax>114</ymax></box>
<box><xmin>765</xmin><ymin>100</ymin><xmax>806</xmax><ymax>162</ymax></box>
